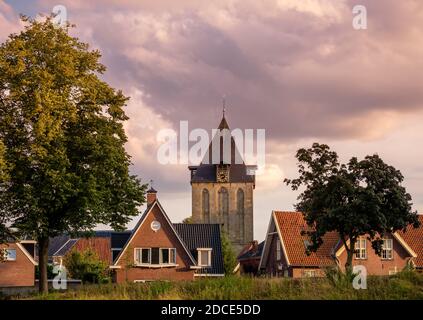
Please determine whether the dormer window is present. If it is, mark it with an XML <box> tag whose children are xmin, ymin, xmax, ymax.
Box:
<box><xmin>197</xmin><ymin>248</ymin><xmax>212</xmax><ymax>267</ymax></box>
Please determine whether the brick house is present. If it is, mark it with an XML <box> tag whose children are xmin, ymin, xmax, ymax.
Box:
<box><xmin>0</xmin><ymin>240</ymin><xmax>38</xmax><ymax>287</ymax></box>
<box><xmin>110</xmin><ymin>187</ymin><xmax>224</xmax><ymax>282</ymax></box>
<box><xmin>259</xmin><ymin>211</ymin><xmax>423</xmax><ymax>277</ymax></box>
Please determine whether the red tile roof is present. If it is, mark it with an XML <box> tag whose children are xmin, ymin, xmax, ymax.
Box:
<box><xmin>398</xmin><ymin>215</ymin><xmax>423</xmax><ymax>268</ymax></box>
<box><xmin>274</xmin><ymin>211</ymin><xmax>339</xmax><ymax>267</ymax></box>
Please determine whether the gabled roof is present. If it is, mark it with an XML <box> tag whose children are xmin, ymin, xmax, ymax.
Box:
<box><xmin>399</xmin><ymin>215</ymin><xmax>423</xmax><ymax>267</ymax></box>
<box><xmin>260</xmin><ymin>211</ymin><xmax>338</xmax><ymax>269</ymax></box>
<box><xmin>173</xmin><ymin>223</ymin><xmax>224</xmax><ymax>275</ymax></box>
<box><xmin>273</xmin><ymin>211</ymin><xmax>338</xmax><ymax>267</ymax></box>
<box><xmin>113</xmin><ymin>200</ymin><xmax>197</xmax><ymax>266</ymax></box>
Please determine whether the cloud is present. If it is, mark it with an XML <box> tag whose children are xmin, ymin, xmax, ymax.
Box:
<box><xmin>2</xmin><ymin>0</ymin><xmax>423</xmax><ymax>238</ymax></box>
<box><xmin>0</xmin><ymin>1</ymin><xmax>21</xmax><ymax>41</ymax></box>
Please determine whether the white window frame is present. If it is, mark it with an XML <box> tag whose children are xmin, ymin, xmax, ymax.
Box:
<box><xmin>276</xmin><ymin>239</ymin><xmax>281</xmax><ymax>261</ymax></box>
<box><xmin>134</xmin><ymin>248</ymin><xmax>151</xmax><ymax>265</ymax></box>
<box><xmin>134</xmin><ymin>248</ymin><xmax>177</xmax><ymax>266</ymax></box>
<box><xmin>197</xmin><ymin>248</ymin><xmax>212</xmax><ymax>267</ymax></box>
<box><xmin>355</xmin><ymin>238</ymin><xmax>367</xmax><ymax>260</ymax></box>
<box><xmin>303</xmin><ymin>270</ymin><xmax>317</xmax><ymax>277</ymax></box>
<box><xmin>381</xmin><ymin>238</ymin><xmax>393</xmax><ymax>260</ymax></box>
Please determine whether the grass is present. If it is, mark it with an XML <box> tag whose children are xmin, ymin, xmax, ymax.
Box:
<box><xmin>8</xmin><ymin>271</ymin><xmax>423</xmax><ymax>300</ymax></box>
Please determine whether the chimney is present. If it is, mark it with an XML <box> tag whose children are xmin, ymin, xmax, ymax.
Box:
<box><xmin>146</xmin><ymin>183</ymin><xmax>157</xmax><ymax>205</ymax></box>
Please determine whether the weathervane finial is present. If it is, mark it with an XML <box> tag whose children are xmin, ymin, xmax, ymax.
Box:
<box><xmin>222</xmin><ymin>95</ymin><xmax>226</xmax><ymax>118</ymax></box>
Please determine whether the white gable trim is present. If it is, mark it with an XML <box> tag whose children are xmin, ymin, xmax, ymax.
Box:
<box><xmin>258</xmin><ymin>213</ymin><xmax>274</xmax><ymax>270</ymax></box>
<box><xmin>16</xmin><ymin>243</ymin><xmax>38</xmax><ymax>266</ymax></box>
<box><xmin>393</xmin><ymin>232</ymin><xmax>417</xmax><ymax>258</ymax></box>
<box><xmin>114</xmin><ymin>200</ymin><xmax>196</xmax><ymax>266</ymax></box>
<box><xmin>272</xmin><ymin>211</ymin><xmax>291</xmax><ymax>266</ymax></box>
<box><xmin>259</xmin><ymin>211</ymin><xmax>291</xmax><ymax>269</ymax></box>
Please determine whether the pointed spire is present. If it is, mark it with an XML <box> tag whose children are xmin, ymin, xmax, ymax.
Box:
<box><xmin>147</xmin><ymin>179</ymin><xmax>157</xmax><ymax>193</ymax></box>
<box><xmin>218</xmin><ymin>98</ymin><xmax>230</xmax><ymax>130</ymax></box>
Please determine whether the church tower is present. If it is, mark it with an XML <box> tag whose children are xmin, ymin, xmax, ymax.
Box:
<box><xmin>189</xmin><ymin>113</ymin><xmax>255</xmax><ymax>254</ymax></box>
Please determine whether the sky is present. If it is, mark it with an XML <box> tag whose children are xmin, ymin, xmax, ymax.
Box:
<box><xmin>1</xmin><ymin>0</ymin><xmax>423</xmax><ymax>241</ymax></box>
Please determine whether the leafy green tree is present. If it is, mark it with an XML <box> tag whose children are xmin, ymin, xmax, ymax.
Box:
<box><xmin>64</xmin><ymin>248</ymin><xmax>109</xmax><ymax>284</ymax></box>
<box><xmin>0</xmin><ymin>140</ymin><xmax>9</xmax><ymax>243</ymax></box>
<box><xmin>0</xmin><ymin>17</ymin><xmax>146</xmax><ymax>292</ymax></box>
<box><xmin>221</xmin><ymin>231</ymin><xmax>237</xmax><ymax>275</ymax></box>
<box><xmin>182</xmin><ymin>216</ymin><xmax>193</xmax><ymax>224</ymax></box>
<box><xmin>285</xmin><ymin>143</ymin><xmax>420</xmax><ymax>275</ymax></box>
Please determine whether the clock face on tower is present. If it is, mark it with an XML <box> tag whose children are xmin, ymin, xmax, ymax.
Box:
<box><xmin>216</xmin><ymin>166</ymin><xmax>229</xmax><ymax>182</ymax></box>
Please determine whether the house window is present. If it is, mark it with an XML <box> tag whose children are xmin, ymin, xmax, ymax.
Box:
<box><xmin>3</xmin><ymin>249</ymin><xmax>17</xmax><ymax>261</ymax></box>
<box><xmin>381</xmin><ymin>239</ymin><xmax>393</xmax><ymax>260</ymax></box>
<box><xmin>135</xmin><ymin>248</ymin><xmax>176</xmax><ymax>265</ymax></box>
<box><xmin>276</xmin><ymin>239</ymin><xmax>281</xmax><ymax>260</ymax></box>
<box><xmin>170</xmin><ymin>248</ymin><xmax>176</xmax><ymax>264</ymax></box>
<box><xmin>198</xmin><ymin>249</ymin><xmax>212</xmax><ymax>267</ymax></box>
<box><xmin>303</xmin><ymin>270</ymin><xmax>317</xmax><ymax>277</ymax></box>
<box><xmin>202</xmin><ymin>189</ymin><xmax>210</xmax><ymax>222</ymax></box>
<box><xmin>160</xmin><ymin>248</ymin><xmax>176</xmax><ymax>264</ymax></box>
<box><xmin>135</xmin><ymin>248</ymin><xmax>151</xmax><ymax>264</ymax></box>
<box><xmin>237</xmin><ymin>189</ymin><xmax>244</xmax><ymax>215</ymax></box>
<box><xmin>355</xmin><ymin>238</ymin><xmax>367</xmax><ymax>259</ymax></box>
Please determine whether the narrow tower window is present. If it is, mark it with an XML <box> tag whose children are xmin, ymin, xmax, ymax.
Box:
<box><xmin>202</xmin><ymin>189</ymin><xmax>210</xmax><ymax>223</ymax></box>
<box><xmin>218</xmin><ymin>187</ymin><xmax>229</xmax><ymax>216</ymax></box>
<box><xmin>219</xmin><ymin>187</ymin><xmax>229</xmax><ymax>233</ymax></box>
<box><xmin>237</xmin><ymin>188</ymin><xmax>245</xmax><ymax>242</ymax></box>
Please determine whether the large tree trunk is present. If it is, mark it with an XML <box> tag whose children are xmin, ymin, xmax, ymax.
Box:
<box><xmin>345</xmin><ymin>240</ymin><xmax>355</xmax><ymax>277</ymax></box>
<box><xmin>38</xmin><ymin>236</ymin><xmax>49</xmax><ymax>294</ymax></box>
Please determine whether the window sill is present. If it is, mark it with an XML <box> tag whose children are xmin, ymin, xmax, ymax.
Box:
<box><xmin>134</xmin><ymin>263</ymin><xmax>179</xmax><ymax>268</ymax></box>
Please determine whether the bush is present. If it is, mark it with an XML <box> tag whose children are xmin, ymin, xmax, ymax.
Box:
<box><xmin>28</xmin><ymin>271</ymin><xmax>423</xmax><ymax>300</ymax></box>
<box><xmin>63</xmin><ymin>249</ymin><xmax>109</xmax><ymax>284</ymax></box>
<box><xmin>220</xmin><ymin>231</ymin><xmax>237</xmax><ymax>275</ymax></box>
